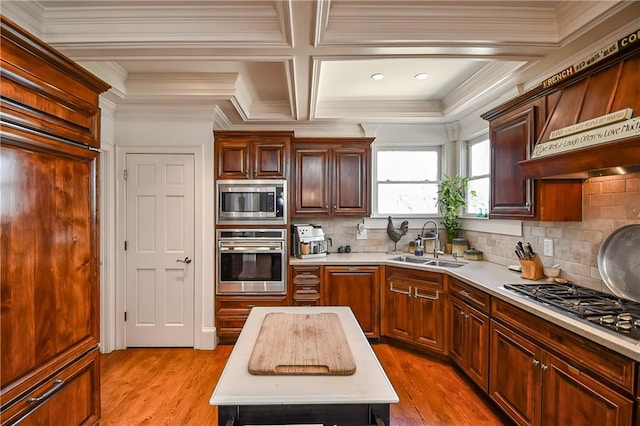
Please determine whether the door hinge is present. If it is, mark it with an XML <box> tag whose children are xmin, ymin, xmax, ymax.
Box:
<box><xmin>124</xmin><ymin>169</ymin><xmax>128</xmax><ymax>180</ymax></box>
<box><xmin>124</xmin><ymin>241</ymin><xmax>128</xmax><ymax>251</ymax></box>
<box><xmin>124</xmin><ymin>312</ymin><xmax>127</xmax><ymax>322</ymax></box>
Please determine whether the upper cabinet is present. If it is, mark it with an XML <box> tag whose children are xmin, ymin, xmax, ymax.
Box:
<box><xmin>214</xmin><ymin>131</ymin><xmax>293</xmax><ymax>180</ymax></box>
<box><xmin>486</xmin><ymin>100</ymin><xmax>582</xmax><ymax>221</ymax></box>
<box><xmin>292</xmin><ymin>138</ymin><xmax>374</xmax><ymax>217</ymax></box>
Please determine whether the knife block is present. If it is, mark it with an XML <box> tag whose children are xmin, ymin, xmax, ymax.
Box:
<box><xmin>520</xmin><ymin>254</ymin><xmax>545</xmax><ymax>280</ymax></box>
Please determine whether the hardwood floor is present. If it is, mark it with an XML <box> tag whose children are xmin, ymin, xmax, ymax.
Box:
<box><xmin>100</xmin><ymin>343</ymin><xmax>508</xmax><ymax>425</ymax></box>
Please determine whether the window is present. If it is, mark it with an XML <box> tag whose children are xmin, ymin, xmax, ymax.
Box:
<box><xmin>466</xmin><ymin>138</ymin><xmax>489</xmax><ymax>217</ymax></box>
<box><xmin>375</xmin><ymin>147</ymin><xmax>440</xmax><ymax>216</ymax></box>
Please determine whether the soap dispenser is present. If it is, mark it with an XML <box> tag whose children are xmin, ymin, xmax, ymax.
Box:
<box><xmin>414</xmin><ymin>235</ymin><xmax>423</xmax><ymax>256</ymax></box>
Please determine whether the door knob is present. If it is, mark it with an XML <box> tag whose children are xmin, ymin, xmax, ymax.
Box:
<box><xmin>176</xmin><ymin>257</ymin><xmax>192</xmax><ymax>264</ymax></box>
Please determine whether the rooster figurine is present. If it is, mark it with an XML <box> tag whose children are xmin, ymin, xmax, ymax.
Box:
<box><xmin>386</xmin><ymin>216</ymin><xmax>409</xmax><ymax>252</ymax></box>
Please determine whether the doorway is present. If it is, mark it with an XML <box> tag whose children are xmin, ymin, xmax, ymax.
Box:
<box><xmin>124</xmin><ymin>153</ymin><xmax>195</xmax><ymax>347</ymax></box>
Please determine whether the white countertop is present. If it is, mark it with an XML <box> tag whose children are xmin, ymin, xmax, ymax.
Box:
<box><xmin>210</xmin><ymin>306</ymin><xmax>399</xmax><ymax>406</ymax></box>
<box><xmin>290</xmin><ymin>253</ymin><xmax>640</xmax><ymax>362</ymax></box>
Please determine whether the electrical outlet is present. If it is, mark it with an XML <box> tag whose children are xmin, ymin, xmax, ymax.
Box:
<box><xmin>543</xmin><ymin>239</ymin><xmax>554</xmax><ymax>256</ymax></box>
<box><xmin>356</xmin><ymin>229</ymin><xmax>368</xmax><ymax>240</ymax></box>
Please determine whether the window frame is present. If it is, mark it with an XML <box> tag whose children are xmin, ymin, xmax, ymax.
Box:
<box><xmin>372</xmin><ymin>145</ymin><xmax>442</xmax><ymax>218</ymax></box>
<box><xmin>464</xmin><ymin>135</ymin><xmax>490</xmax><ymax>218</ymax></box>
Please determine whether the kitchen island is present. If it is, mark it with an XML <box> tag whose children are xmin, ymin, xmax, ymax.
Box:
<box><xmin>210</xmin><ymin>306</ymin><xmax>399</xmax><ymax>426</ymax></box>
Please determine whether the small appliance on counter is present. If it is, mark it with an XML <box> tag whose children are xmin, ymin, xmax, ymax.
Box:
<box><xmin>292</xmin><ymin>224</ymin><xmax>330</xmax><ymax>258</ymax></box>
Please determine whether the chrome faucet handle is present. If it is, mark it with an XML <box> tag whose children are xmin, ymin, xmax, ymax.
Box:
<box><xmin>434</xmin><ymin>249</ymin><xmax>444</xmax><ymax>259</ymax></box>
<box><xmin>453</xmin><ymin>252</ymin><xmax>458</xmax><ymax>260</ymax></box>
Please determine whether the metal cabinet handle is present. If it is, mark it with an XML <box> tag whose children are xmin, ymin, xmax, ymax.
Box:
<box><xmin>567</xmin><ymin>363</ymin><xmax>580</xmax><ymax>374</ymax></box>
<box><xmin>532</xmin><ymin>359</ymin><xmax>540</xmax><ymax>366</ymax></box>
<box><xmin>176</xmin><ymin>257</ymin><xmax>192</xmax><ymax>264</ymax></box>
<box><xmin>414</xmin><ymin>289</ymin><xmax>439</xmax><ymax>300</ymax></box>
<box><xmin>27</xmin><ymin>379</ymin><xmax>65</xmax><ymax>403</ymax></box>
<box><xmin>389</xmin><ymin>282</ymin><xmax>411</xmax><ymax>296</ymax></box>
<box><xmin>459</xmin><ymin>290</ymin><xmax>471</xmax><ymax>297</ymax></box>
<box><xmin>541</xmin><ymin>363</ymin><xmax>548</xmax><ymax>371</ymax></box>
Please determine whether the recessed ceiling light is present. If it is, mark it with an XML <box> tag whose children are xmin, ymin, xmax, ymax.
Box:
<box><xmin>370</xmin><ymin>73</ymin><xmax>384</xmax><ymax>80</ymax></box>
<box><xmin>414</xmin><ymin>73</ymin><xmax>428</xmax><ymax>80</ymax></box>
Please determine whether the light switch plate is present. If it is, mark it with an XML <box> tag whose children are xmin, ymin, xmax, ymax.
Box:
<box><xmin>543</xmin><ymin>239</ymin><xmax>553</xmax><ymax>256</ymax></box>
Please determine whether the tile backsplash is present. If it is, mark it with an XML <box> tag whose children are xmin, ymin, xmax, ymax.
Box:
<box><xmin>295</xmin><ymin>172</ymin><xmax>640</xmax><ymax>292</ymax></box>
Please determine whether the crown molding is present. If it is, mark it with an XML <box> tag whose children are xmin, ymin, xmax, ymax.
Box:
<box><xmin>315</xmin><ymin>100</ymin><xmax>444</xmax><ymax>121</ymax></box>
<box><xmin>0</xmin><ymin>0</ymin><xmax>46</xmax><ymax>37</ymax></box>
<box><xmin>317</xmin><ymin>3</ymin><xmax>559</xmax><ymax>46</ymax></box>
<box><xmin>443</xmin><ymin>60</ymin><xmax>530</xmax><ymax>119</ymax></box>
<box><xmin>40</xmin><ymin>1</ymin><xmax>292</xmax><ymax>48</ymax></box>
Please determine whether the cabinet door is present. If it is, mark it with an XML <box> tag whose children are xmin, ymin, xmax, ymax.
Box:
<box><xmin>489</xmin><ymin>321</ymin><xmax>542</xmax><ymax>426</ymax></box>
<box><xmin>382</xmin><ymin>278</ymin><xmax>413</xmax><ymax>342</ymax></box>
<box><xmin>465</xmin><ymin>304</ymin><xmax>490</xmax><ymax>392</ymax></box>
<box><xmin>292</xmin><ymin>146</ymin><xmax>331</xmax><ymax>216</ymax></box>
<box><xmin>489</xmin><ymin>105</ymin><xmax>536</xmax><ymax>218</ymax></box>
<box><xmin>332</xmin><ymin>146</ymin><xmax>370</xmax><ymax>216</ymax></box>
<box><xmin>1</xmin><ymin>349</ymin><xmax>100</xmax><ymax>425</ymax></box>
<box><xmin>323</xmin><ymin>266</ymin><xmax>380</xmax><ymax>338</ymax></box>
<box><xmin>1</xmin><ymin>137</ymin><xmax>99</xmax><ymax>403</ymax></box>
<box><xmin>216</xmin><ymin>140</ymin><xmax>250</xmax><ymax>179</ymax></box>
<box><xmin>413</xmin><ymin>283</ymin><xmax>446</xmax><ymax>353</ymax></box>
<box><xmin>215</xmin><ymin>296</ymin><xmax>288</xmax><ymax>344</ymax></box>
<box><xmin>541</xmin><ymin>352</ymin><xmax>633</xmax><ymax>426</ymax></box>
<box><xmin>449</xmin><ymin>298</ymin><xmax>467</xmax><ymax>368</ymax></box>
<box><xmin>253</xmin><ymin>140</ymin><xmax>288</xmax><ymax>179</ymax></box>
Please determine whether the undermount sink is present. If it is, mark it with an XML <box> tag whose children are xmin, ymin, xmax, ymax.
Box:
<box><xmin>390</xmin><ymin>256</ymin><xmax>466</xmax><ymax>268</ymax></box>
<box><xmin>423</xmin><ymin>259</ymin><xmax>466</xmax><ymax>268</ymax></box>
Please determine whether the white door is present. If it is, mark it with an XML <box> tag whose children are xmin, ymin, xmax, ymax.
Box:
<box><xmin>125</xmin><ymin>153</ymin><xmax>195</xmax><ymax>347</ymax></box>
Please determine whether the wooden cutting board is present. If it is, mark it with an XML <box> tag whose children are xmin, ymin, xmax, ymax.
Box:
<box><xmin>248</xmin><ymin>312</ymin><xmax>356</xmax><ymax>376</ymax></box>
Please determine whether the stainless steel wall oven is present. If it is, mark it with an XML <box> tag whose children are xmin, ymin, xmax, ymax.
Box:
<box><xmin>216</xmin><ymin>229</ymin><xmax>286</xmax><ymax>294</ymax></box>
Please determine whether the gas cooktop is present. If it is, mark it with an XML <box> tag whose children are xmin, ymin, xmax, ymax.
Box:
<box><xmin>504</xmin><ymin>283</ymin><xmax>640</xmax><ymax>341</ymax></box>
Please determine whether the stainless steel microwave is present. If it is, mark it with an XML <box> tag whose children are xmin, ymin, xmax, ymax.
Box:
<box><xmin>216</xmin><ymin>179</ymin><xmax>286</xmax><ymax>225</ymax></box>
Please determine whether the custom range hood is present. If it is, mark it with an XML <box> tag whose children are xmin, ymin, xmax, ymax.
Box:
<box><xmin>517</xmin><ymin>36</ymin><xmax>640</xmax><ymax>179</ymax></box>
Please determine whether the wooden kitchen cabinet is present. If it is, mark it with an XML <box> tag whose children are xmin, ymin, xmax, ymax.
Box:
<box><xmin>291</xmin><ymin>138</ymin><xmax>374</xmax><ymax>216</ymax></box>
<box><xmin>214</xmin><ymin>130</ymin><xmax>293</xmax><ymax>179</ymax></box>
<box><xmin>483</xmin><ymin>99</ymin><xmax>582</xmax><ymax>221</ymax></box>
<box><xmin>322</xmin><ymin>266</ymin><xmax>380</xmax><ymax>338</ymax></box>
<box><xmin>290</xmin><ymin>265</ymin><xmax>323</xmax><ymax>306</ymax></box>
<box><xmin>1</xmin><ymin>16</ymin><xmax>108</xmax><ymax>425</ymax></box>
<box><xmin>449</xmin><ymin>278</ymin><xmax>490</xmax><ymax>391</ymax></box>
<box><xmin>382</xmin><ymin>267</ymin><xmax>447</xmax><ymax>354</ymax></box>
<box><xmin>490</xmin><ymin>299</ymin><xmax>634</xmax><ymax>426</ymax></box>
<box><xmin>215</xmin><ymin>295</ymin><xmax>288</xmax><ymax>344</ymax></box>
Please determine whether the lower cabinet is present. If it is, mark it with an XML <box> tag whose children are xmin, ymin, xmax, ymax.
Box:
<box><xmin>323</xmin><ymin>266</ymin><xmax>380</xmax><ymax>338</ymax></box>
<box><xmin>1</xmin><ymin>348</ymin><xmax>100</xmax><ymax>425</ymax></box>
<box><xmin>450</xmin><ymin>297</ymin><xmax>490</xmax><ymax>391</ymax></box>
<box><xmin>215</xmin><ymin>295</ymin><xmax>288</xmax><ymax>344</ymax></box>
<box><xmin>449</xmin><ymin>278</ymin><xmax>490</xmax><ymax>392</ymax></box>
<box><xmin>290</xmin><ymin>265</ymin><xmax>322</xmax><ymax>306</ymax></box>
<box><xmin>490</xmin><ymin>304</ymin><xmax>634</xmax><ymax>426</ymax></box>
<box><xmin>382</xmin><ymin>266</ymin><xmax>446</xmax><ymax>354</ymax></box>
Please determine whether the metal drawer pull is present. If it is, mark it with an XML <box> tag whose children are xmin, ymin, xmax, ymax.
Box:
<box><xmin>389</xmin><ymin>282</ymin><xmax>411</xmax><ymax>296</ymax></box>
<box><xmin>541</xmin><ymin>363</ymin><xmax>548</xmax><ymax>371</ymax></box>
<box><xmin>458</xmin><ymin>289</ymin><xmax>484</xmax><ymax>306</ymax></box>
<box><xmin>415</xmin><ymin>289</ymin><xmax>439</xmax><ymax>300</ymax></box>
<box><xmin>27</xmin><ymin>379</ymin><xmax>65</xmax><ymax>403</ymax></box>
<box><xmin>532</xmin><ymin>359</ymin><xmax>540</xmax><ymax>366</ymax></box>
<box><xmin>567</xmin><ymin>364</ymin><xmax>580</xmax><ymax>374</ymax></box>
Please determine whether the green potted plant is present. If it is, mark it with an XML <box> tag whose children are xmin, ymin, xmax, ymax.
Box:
<box><xmin>436</xmin><ymin>174</ymin><xmax>471</xmax><ymax>249</ymax></box>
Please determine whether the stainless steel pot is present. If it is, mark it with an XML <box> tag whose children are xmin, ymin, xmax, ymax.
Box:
<box><xmin>597</xmin><ymin>224</ymin><xmax>640</xmax><ymax>301</ymax></box>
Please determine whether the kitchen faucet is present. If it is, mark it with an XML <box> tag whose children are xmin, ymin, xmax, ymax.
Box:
<box><xmin>421</xmin><ymin>220</ymin><xmax>444</xmax><ymax>258</ymax></box>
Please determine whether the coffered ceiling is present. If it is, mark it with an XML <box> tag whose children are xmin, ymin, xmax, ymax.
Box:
<box><xmin>3</xmin><ymin>1</ymin><xmax>639</xmax><ymax>131</ymax></box>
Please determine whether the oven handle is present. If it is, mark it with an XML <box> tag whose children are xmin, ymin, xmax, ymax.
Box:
<box><xmin>219</xmin><ymin>243</ymin><xmax>284</xmax><ymax>251</ymax></box>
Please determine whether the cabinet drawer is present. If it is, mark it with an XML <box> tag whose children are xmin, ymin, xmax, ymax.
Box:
<box><xmin>291</xmin><ymin>266</ymin><xmax>321</xmax><ymax>282</ymax></box>
<box><xmin>217</xmin><ymin>296</ymin><xmax>288</xmax><ymax>315</ymax></box>
<box><xmin>386</xmin><ymin>266</ymin><xmax>443</xmax><ymax>289</ymax></box>
<box><xmin>449</xmin><ymin>278</ymin><xmax>490</xmax><ymax>313</ymax></box>
<box><xmin>492</xmin><ymin>299</ymin><xmax>635</xmax><ymax>393</ymax></box>
<box><xmin>292</xmin><ymin>295</ymin><xmax>321</xmax><ymax>306</ymax></box>
<box><xmin>293</xmin><ymin>283</ymin><xmax>320</xmax><ymax>295</ymax></box>
<box><xmin>1</xmin><ymin>348</ymin><xmax>100</xmax><ymax>425</ymax></box>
